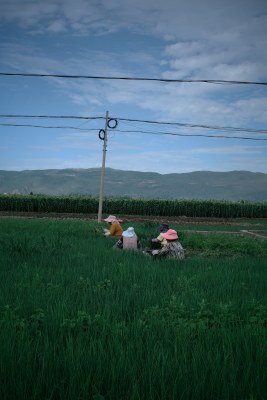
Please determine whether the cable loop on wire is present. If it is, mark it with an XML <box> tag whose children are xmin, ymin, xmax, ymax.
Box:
<box><xmin>98</xmin><ymin>129</ymin><xmax>105</xmax><ymax>140</ymax></box>
<box><xmin>107</xmin><ymin>118</ymin><xmax>118</xmax><ymax>129</ymax></box>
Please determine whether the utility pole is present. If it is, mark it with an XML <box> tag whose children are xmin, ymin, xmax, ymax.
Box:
<box><xmin>97</xmin><ymin>111</ymin><xmax>109</xmax><ymax>223</ymax></box>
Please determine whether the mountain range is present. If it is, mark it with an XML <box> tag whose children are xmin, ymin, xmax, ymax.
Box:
<box><xmin>1</xmin><ymin>168</ymin><xmax>267</xmax><ymax>202</ymax></box>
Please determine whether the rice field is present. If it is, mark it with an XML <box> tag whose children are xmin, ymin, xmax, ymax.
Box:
<box><xmin>0</xmin><ymin>217</ymin><xmax>266</xmax><ymax>400</ymax></box>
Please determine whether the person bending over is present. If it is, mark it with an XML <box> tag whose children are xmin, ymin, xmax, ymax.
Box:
<box><xmin>115</xmin><ymin>227</ymin><xmax>141</xmax><ymax>250</ymax></box>
<box><xmin>102</xmin><ymin>215</ymin><xmax>123</xmax><ymax>237</ymax></box>
<box><xmin>150</xmin><ymin>223</ymin><xmax>169</xmax><ymax>249</ymax></box>
<box><xmin>151</xmin><ymin>229</ymin><xmax>185</xmax><ymax>260</ymax></box>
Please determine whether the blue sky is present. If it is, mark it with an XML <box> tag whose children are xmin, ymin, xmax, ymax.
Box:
<box><xmin>0</xmin><ymin>0</ymin><xmax>267</xmax><ymax>174</ymax></box>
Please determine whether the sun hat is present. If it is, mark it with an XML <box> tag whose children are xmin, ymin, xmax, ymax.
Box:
<box><xmin>161</xmin><ymin>229</ymin><xmax>178</xmax><ymax>240</ymax></box>
<box><xmin>104</xmin><ymin>215</ymin><xmax>122</xmax><ymax>223</ymax></box>
<box><xmin>122</xmin><ymin>227</ymin><xmax>136</xmax><ymax>237</ymax></box>
<box><xmin>157</xmin><ymin>223</ymin><xmax>169</xmax><ymax>233</ymax></box>
<box><xmin>104</xmin><ymin>215</ymin><xmax>116</xmax><ymax>222</ymax></box>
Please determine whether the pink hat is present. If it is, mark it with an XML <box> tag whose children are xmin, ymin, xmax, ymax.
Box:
<box><xmin>161</xmin><ymin>229</ymin><xmax>178</xmax><ymax>240</ymax></box>
<box><xmin>104</xmin><ymin>215</ymin><xmax>122</xmax><ymax>223</ymax></box>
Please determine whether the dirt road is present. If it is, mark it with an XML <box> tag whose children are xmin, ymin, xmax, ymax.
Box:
<box><xmin>0</xmin><ymin>210</ymin><xmax>266</xmax><ymax>227</ymax></box>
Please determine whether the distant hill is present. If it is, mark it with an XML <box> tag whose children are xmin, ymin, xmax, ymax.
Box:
<box><xmin>0</xmin><ymin>168</ymin><xmax>267</xmax><ymax>202</ymax></box>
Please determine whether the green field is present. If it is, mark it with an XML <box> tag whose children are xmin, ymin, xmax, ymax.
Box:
<box><xmin>0</xmin><ymin>218</ymin><xmax>266</xmax><ymax>400</ymax></box>
<box><xmin>1</xmin><ymin>194</ymin><xmax>267</xmax><ymax>218</ymax></box>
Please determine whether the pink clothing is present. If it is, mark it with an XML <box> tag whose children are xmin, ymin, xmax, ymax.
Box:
<box><xmin>122</xmin><ymin>235</ymin><xmax>138</xmax><ymax>249</ymax></box>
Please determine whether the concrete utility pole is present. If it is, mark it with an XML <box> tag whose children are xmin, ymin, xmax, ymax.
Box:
<box><xmin>97</xmin><ymin>111</ymin><xmax>109</xmax><ymax>223</ymax></box>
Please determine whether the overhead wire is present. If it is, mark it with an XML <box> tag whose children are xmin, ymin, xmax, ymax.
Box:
<box><xmin>114</xmin><ymin>129</ymin><xmax>267</xmax><ymax>141</ymax></box>
<box><xmin>0</xmin><ymin>114</ymin><xmax>105</xmax><ymax>121</ymax></box>
<box><xmin>0</xmin><ymin>72</ymin><xmax>267</xmax><ymax>85</ymax></box>
<box><xmin>115</xmin><ymin>117</ymin><xmax>267</xmax><ymax>135</ymax></box>
<box><xmin>0</xmin><ymin>123</ymin><xmax>98</xmax><ymax>131</ymax></box>
<box><xmin>1</xmin><ymin>122</ymin><xmax>267</xmax><ymax>141</ymax></box>
<box><xmin>1</xmin><ymin>114</ymin><xmax>267</xmax><ymax>135</ymax></box>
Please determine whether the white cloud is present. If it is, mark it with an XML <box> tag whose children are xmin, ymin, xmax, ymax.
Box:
<box><xmin>1</xmin><ymin>40</ymin><xmax>267</xmax><ymax>128</ymax></box>
<box><xmin>47</xmin><ymin>20</ymin><xmax>67</xmax><ymax>33</ymax></box>
<box><xmin>186</xmin><ymin>145</ymin><xmax>266</xmax><ymax>155</ymax></box>
<box><xmin>1</xmin><ymin>0</ymin><xmax>267</xmax><ymax>173</ymax></box>
<box><xmin>104</xmin><ymin>148</ymin><xmax>267</xmax><ymax>174</ymax></box>
<box><xmin>1</xmin><ymin>0</ymin><xmax>267</xmax><ymax>39</ymax></box>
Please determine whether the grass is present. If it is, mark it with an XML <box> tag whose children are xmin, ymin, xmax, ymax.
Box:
<box><xmin>0</xmin><ymin>218</ymin><xmax>266</xmax><ymax>400</ymax></box>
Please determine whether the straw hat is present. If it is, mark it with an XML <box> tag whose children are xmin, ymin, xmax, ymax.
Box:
<box><xmin>104</xmin><ymin>215</ymin><xmax>122</xmax><ymax>223</ymax></box>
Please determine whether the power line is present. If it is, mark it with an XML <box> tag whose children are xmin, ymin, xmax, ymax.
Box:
<box><xmin>1</xmin><ymin>122</ymin><xmax>267</xmax><ymax>141</ymax></box>
<box><xmin>116</xmin><ymin>117</ymin><xmax>267</xmax><ymax>134</ymax></box>
<box><xmin>0</xmin><ymin>123</ymin><xmax>98</xmax><ymax>131</ymax></box>
<box><xmin>115</xmin><ymin>129</ymin><xmax>267</xmax><ymax>141</ymax></box>
<box><xmin>1</xmin><ymin>114</ymin><xmax>267</xmax><ymax>135</ymax></box>
<box><xmin>0</xmin><ymin>72</ymin><xmax>267</xmax><ymax>85</ymax></box>
<box><xmin>0</xmin><ymin>114</ymin><xmax>104</xmax><ymax>121</ymax></box>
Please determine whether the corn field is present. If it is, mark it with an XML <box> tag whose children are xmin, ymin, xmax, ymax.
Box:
<box><xmin>0</xmin><ymin>194</ymin><xmax>266</xmax><ymax>218</ymax></box>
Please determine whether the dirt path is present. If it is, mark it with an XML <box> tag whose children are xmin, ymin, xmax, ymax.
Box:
<box><xmin>0</xmin><ymin>210</ymin><xmax>266</xmax><ymax>227</ymax></box>
<box><xmin>1</xmin><ymin>211</ymin><xmax>267</xmax><ymax>240</ymax></box>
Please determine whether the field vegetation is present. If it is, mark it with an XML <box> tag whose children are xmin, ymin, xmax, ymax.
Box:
<box><xmin>0</xmin><ymin>217</ymin><xmax>266</xmax><ymax>400</ymax></box>
<box><xmin>0</xmin><ymin>194</ymin><xmax>267</xmax><ymax>218</ymax></box>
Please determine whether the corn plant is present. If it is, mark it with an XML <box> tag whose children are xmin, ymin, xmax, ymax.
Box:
<box><xmin>0</xmin><ymin>195</ymin><xmax>266</xmax><ymax>218</ymax></box>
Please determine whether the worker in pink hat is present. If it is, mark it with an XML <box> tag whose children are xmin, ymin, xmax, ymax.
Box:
<box><xmin>102</xmin><ymin>215</ymin><xmax>123</xmax><ymax>237</ymax></box>
<box><xmin>151</xmin><ymin>229</ymin><xmax>185</xmax><ymax>260</ymax></box>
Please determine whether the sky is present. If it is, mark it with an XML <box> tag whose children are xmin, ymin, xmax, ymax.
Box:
<box><xmin>0</xmin><ymin>0</ymin><xmax>267</xmax><ymax>175</ymax></box>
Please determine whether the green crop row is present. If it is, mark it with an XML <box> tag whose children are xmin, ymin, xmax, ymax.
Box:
<box><xmin>0</xmin><ymin>194</ymin><xmax>266</xmax><ymax>218</ymax></box>
<box><xmin>0</xmin><ymin>218</ymin><xmax>266</xmax><ymax>400</ymax></box>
